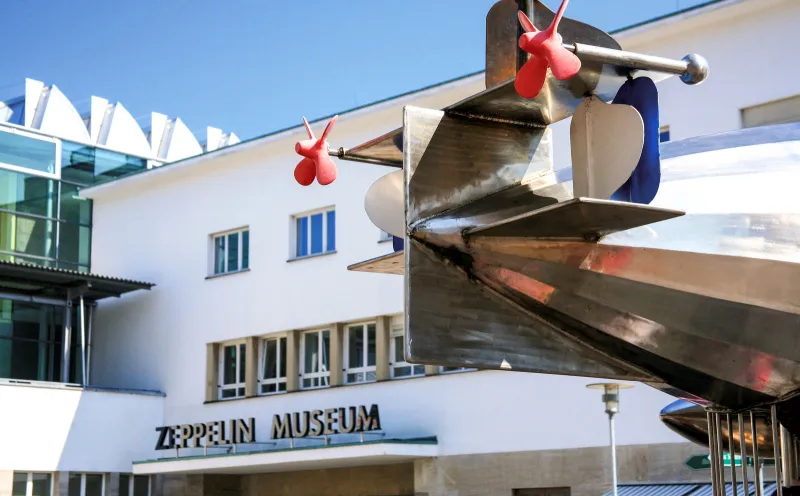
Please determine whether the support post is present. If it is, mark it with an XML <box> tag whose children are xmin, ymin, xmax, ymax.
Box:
<box><xmin>61</xmin><ymin>301</ymin><xmax>72</xmax><ymax>383</ymax></box>
<box><xmin>751</xmin><ymin>413</ymin><xmax>762</xmax><ymax>496</ymax></box>
<box><xmin>609</xmin><ymin>411</ymin><xmax>618</xmax><ymax>496</ymax></box>
<box><xmin>773</xmin><ymin>405</ymin><xmax>784</xmax><ymax>496</ymax></box>
<box><xmin>728</xmin><ymin>414</ymin><xmax>738</xmax><ymax>496</ymax></box>
<box><xmin>86</xmin><ymin>305</ymin><xmax>95</xmax><ymax>385</ymax></box>
<box><xmin>79</xmin><ymin>295</ymin><xmax>87</xmax><ymax>386</ymax></box>
<box><xmin>739</xmin><ymin>413</ymin><xmax>749</xmax><ymax>496</ymax></box>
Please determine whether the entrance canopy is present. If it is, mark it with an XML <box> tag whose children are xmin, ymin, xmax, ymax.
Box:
<box><xmin>0</xmin><ymin>260</ymin><xmax>154</xmax><ymax>302</ymax></box>
<box><xmin>133</xmin><ymin>437</ymin><xmax>438</xmax><ymax>475</ymax></box>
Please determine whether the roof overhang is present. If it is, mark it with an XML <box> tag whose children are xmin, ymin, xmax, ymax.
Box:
<box><xmin>133</xmin><ymin>438</ymin><xmax>438</xmax><ymax>475</ymax></box>
<box><xmin>0</xmin><ymin>261</ymin><xmax>154</xmax><ymax>302</ymax></box>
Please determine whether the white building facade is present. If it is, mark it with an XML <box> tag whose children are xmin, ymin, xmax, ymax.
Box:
<box><xmin>4</xmin><ymin>1</ymin><xmax>800</xmax><ymax>496</ymax></box>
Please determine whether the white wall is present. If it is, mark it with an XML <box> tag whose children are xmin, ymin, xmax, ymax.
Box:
<box><xmin>0</xmin><ymin>384</ymin><xmax>163</xmax><ymax>472</ymax></box>
<box><xmin>551</xmin><ymin>0</ymin><xmax>800</xmax><ymax>170</ymax></box>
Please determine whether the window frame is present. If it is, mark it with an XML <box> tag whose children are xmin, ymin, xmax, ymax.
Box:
<box><xmin>13</xmin><ymin>472</ymin><xmax>53</xmax><ymax>496</ymax></box>
<box><xmin>300</xmin><ymin>329</ymin><xmax>330</xmax><ymax>390</ymax></box>
<box><xmin>291</xmin><ymin>206</ymin><xmax>336</xmax><ymax>260</ymax></box>
<box><xmin>658</xmin><ymin>125</ymin><xmax>671</xmax><ymax>143</ymax></box>
<box><xmin>119</xmin><ymin>475</ymin><xmax>151</xmax><ymax>496</ymax></box>
<box><xmin>389</xmin><ymin>325</ymin><xmax>424</xmax><ymax>379</ymax></box>
<box><xmin>218</xmin><ymin>339</ymin><xmax>247</xmax><ymax>400</ymax></box>
<box><xmin>439</xmin><ymin>365</ymin><xmax>476</xmax><ymax>374</ymax></box>
<box><xmin>344</xmin><ymin>321</ymin><xmax>377</xmax><ymax>384</ymax></box>
<box><xmin>0</xmin><ymin>126</ymin><xmax>62</xmax><ymax>181</ymax></box>
<box><xmin>68</xmin><ymin>473</ymin><xmax>105</xmax><ymax>496</ymax></box>
<box><xmin>209</xmin><ymin>226</ymin><xmax>250</xmax><ymax>277</ymax></box>
<box><xmin>258</xmin><ymin>334</ymin><xmax>288</xmax><ymax>395</ymax></box>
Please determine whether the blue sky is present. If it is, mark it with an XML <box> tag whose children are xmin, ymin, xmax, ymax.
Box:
<box><xmin>2</xmin><ymin>0</ymin><xmax>709</xmax><ymax>141</ymax></box>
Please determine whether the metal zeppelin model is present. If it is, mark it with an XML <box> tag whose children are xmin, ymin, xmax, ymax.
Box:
<box><xmin>291</xmin><ymin>1</ymin><xmax>800</xmax><ymax>495</ymax></box>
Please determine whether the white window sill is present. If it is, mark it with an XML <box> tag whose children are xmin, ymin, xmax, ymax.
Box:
<box><xmin>287</xmin><ymin>251</ymin><xmax>337</xmax><ymax>263</ymax></box>
<box><xmin>206</xmin><ymin>268</ymin><xmax>251</xmax><ymax>280</ymax></box>
<box><xmin>378</xmin><ymin>238</ymin><xmax>392</xmax><ymax>244</ymax></box>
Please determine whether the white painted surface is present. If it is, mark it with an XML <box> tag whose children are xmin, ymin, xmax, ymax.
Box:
<box><xmin>0</xmin><ymin>384</ymin><xmax>163</xmax><ymax>472</ymax></box>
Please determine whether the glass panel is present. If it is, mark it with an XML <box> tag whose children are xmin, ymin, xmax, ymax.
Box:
<box><xmin>61</xmin><ymin>141</ymin><xmax>95</xmax><ymax>185</ymax></box>
<box><xmin>296</xmin><ymin>216</ymin><xmax>308</xmax><ymax>257</ymax></box>
<box><xmin>133</xmin><ymin>476</ymin><xmax>149</xmax><ymax>496</ymax></box>
<box><xmin>348</xmin><ymin>326</ymin><xmax>364</xmax><ymax>369</ymax></box>
<box><xmin>214</xmin><ymin>236</ymin><xmax>225</xmax><ymax>274</ymax></box>
<box><xmin>0</xmin><ymin>168</ymin><xmax>56</xmax><ymax>217</ymax></box>
<box><xmin>394</xmin><ymin>366</ymin><xmax>411</xmax><ymax>378</ymax></box>
<box><xmin>58</xmin><ymin>223</ymin><xmax>91</xmax><ymax>266</ymax></box>
<box><xmin>0</xmin><ymin>212</ymin><xmax>56</xmax><ymax>259</ymax></box>
<box><xmin>59</xmin><ymin>182</ymin><xmax>91</xmax><ymax>225</ymax></box>
<box><xmin>367</xmin><ymin>324</ymin><xmax>376</xmax><ymax>367</ymax></box>
<box><xmin>238</xmin><ymin>343</ymin><xmax>246</xmax><ymax>383</ymax></box>
<box><xmin>346</xmin><ymin>372</ymin><xmax>362</xmax><ymax>383</ymax></box>
<box><xmin>279</xmin><ymin>337</ymin><xmax>286</xmax><ymax>378</ymax></box>
<box><xmin>85</xmin><ymin>474</ymin><xmax>103</xmax><ymax>496</ymax></box>
<box><xmin>0</xmin><ymin>130</ymin><xmax>57</xmax><ymax>175</ymax></box>
<box><xmin>321</xmin><ymin>330</ymin><xmax>329</xmax><ymax>371</ymax></box>
<box><xmin>393</xmin><ymin>335</ymin><xmax>404</xmax><ymax>362</ymax></box>
<box><xmin>326</xmin><ymin>210</ymin><xmax>335</xmax><ymax>252</ymax></box>
<box><xmin>222</xmin><ymin>345</ymin><xmax>236</xmax><ymax>385</ymax></box>
<box><xmin>414</xmin><ymin>365</ymin><xmax>425</xmax><ymax>375</ymax></box>
<box><xmin>241</xmin><ymin>230</ymin><xmax>249</xmax><ymax>269</ymax></box>
<box><xmin>227</xmin><ymin>232</ymin><xmax>239</xmax><ymax>272</ymax></box>
<box><xmin>264</xmin><ymin>339</ymin><xmax>277</xmax><ymax>379</ymax></box>
<box><xmin>310</xmin><ymin>213</ymin><xmax>323</xmax><ymax>254</ymax></box>
<box><xmin>0</xmin><ymin>300</ymin><xmax>59</xmax><ymax>382</ymax></box>
<box><xmin>68</xmin><ymin>474</ymin><xmax>81</xmax><ymax>496</ymax></box>
<box><xmin>120</xmin><ymin>475</ymin><xmax>130</xmax><ymax>496</ymax></box>
<box><xmin>304</xmin><ymin>331</ymin><xmax>319</xmax><ymax>373</ymax></box>
<box><xmin>12</xmin><ymin>473</ymin><xmax>26</xmax><ymax>496</ymax></box>
<box><xmin>261</xmin><ymin>383</ymin><xmax>276</xmax><ymax>394</ymax></box>
<box><xmin>221</xmin><ymin>388</ymin><xmax>237</xmax><ymax>399</ymax></box>
<box><xmin>94</xmin><ymin>148</ymin><xmax>148</xmax><ymax>185</ymax></box>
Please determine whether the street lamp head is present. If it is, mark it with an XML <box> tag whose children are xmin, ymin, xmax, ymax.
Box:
<box><xmin>587</xmin><ymin>382</ymin><xmax>634</xmax><ymax>416</ymax></box>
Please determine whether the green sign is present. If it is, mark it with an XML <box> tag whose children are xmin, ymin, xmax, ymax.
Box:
<box><xmin>685</xmin><ymin>454</ymin><xmax>776</xmax><ymax>471</ymax></box>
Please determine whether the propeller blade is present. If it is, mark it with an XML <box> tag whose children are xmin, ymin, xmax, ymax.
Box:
<box><xmin>514</xmin><ymin>56</ymin><xmax>549</xmax><ymax>99</ymax></box>
<box><xmin>548</xmin><ymin>0</ymin><xmax>571</xmax><ymax>34</ymax></box>
<box><xmin>548</xmin><ymin>48</ymin><xmax>582</xmax><ymax>80</ymax></box>
<box><xmin>517</xmin><ymin>10</ymin><xmax>537</xmax><ymax>33</ymax></box>
<box><xmin>294</xmin><ymin>157</ymin><xmax>316</xmax><ymax>186</ymax></box>
<box><xmin>302</xmin><ymin>116</ymin><xmax>315</xmax><ymax>140</ymax></box>
<box><xmin>364</xmin><ymin>170</ymin><xmax>404</xmax><ymax>238</ymax></box>
<box><xmin>315</xmin><ymin>156</ymin><xmax>338</xmax><ymax>186</ymax></box>
<box><xmin>321</xmin><ymin>115</ymin><xmax>338</xmax><ymax>142</ymax></box>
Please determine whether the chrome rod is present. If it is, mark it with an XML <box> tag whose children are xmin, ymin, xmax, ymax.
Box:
<box><xmin>751</xmin><ymin>413</ymin><xmax>762</xmax><ymax>496</ymax></box>
<box><xmin>710</xmin><ymin>412</ymin><xmax>722</xmax><ymax>496</ymax></box>
<box><xmin>610</xmin><ymin>412</ymin><xmax>619</xmax><ymax>496</ymax></box>
<box><xmin>79</xmin><ymin>295</ymin><xmax>87</xmax><ymax>386</ymax></box>
<box><xmin>772</xmin><ymin>405</ymin><xmax>784</xmax><ymax>496</ymax></box>
<box><xmin>739</xmin><ymin>413</ymin><xmax>750</xmax><ymax>496</ymax></box>
<box><xmin>716</xmin><ymin>412</ymin><xmax>727</xmax><ymax>493</ymax></box>
<box><xmin>729</xmin><ymin>414</ymin><xmax>738</xmax><ymax>496</ymax></box>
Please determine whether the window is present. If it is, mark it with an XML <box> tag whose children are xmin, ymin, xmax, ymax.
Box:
<box><xmin>390</xmin><ymin>326</ymin><xmax>424</xmax><ymax>379</ymax></box>
<box><xmin>379</xmin><ymin>230</ymin><xmax>392</xmax><ymax>242</ymax></box>
<box><xmin>120</xmin><ymin>475</ymin><xmax>150</xmax><ymax>496</ymax></box>
<box><xmin>0</xmin><ymin>127</ymin><xmax>59</xmax><ymax>178</ymax></box>
<box><xmin>659</xmin><ymin>125</ymin><xmax>670</xmax><ymax>143</ymax></box>
<box><xmin>68</xmin><ymin>474</ymin><xmax>104</xmax><ymax>496</ymax></box>
<box><xmin>300</xmin><ymin>329</ymin><xmax>330</xmax><ymax>389</ymax></box>
<box><xmin>440</xmin><ymin>365</ymin><xmax>475</xmax><ymax>374</ymax></box>
<box><xmin>293</xmin><ymin>208</ymin><xmax>335</xmax><ymax>258</ymax></box>
<box><xmin>259</xmin><ymin>335</ymin><xmax>287</xmax><ymax>394</ymax></box>
<box><xmin>741</xmin><ymin>94</ymin><xmax>800</xmax><ymax>129</ymax></box>
<box><xmin>218</xmin><ymin>341</ymin><xmax>246</xmax><ymax>399</ymax></box>
<box><xmin>344</xmin><ymin>323</ymin><xmax>377</xmax><ymax>384</ymax></box>
<box><xmin>211</xmin><ymin>227</ymin><xmax>249</xmax><ymax>276</ymax></box>
<box><xmin>12</xmin><ymin>473</ymin><xmax>51</xmax><ymax>496</ymax></box>
<box><xmin>513</xmin><ymin>488</ymin><xmax>570</xmax><ymax>496</ymax></box>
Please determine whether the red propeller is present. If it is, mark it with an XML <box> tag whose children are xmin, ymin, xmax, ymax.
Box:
<box><xmin>515</xmin><ymin>0</ymin><xmax>581</xmax><ymax>99</ymax></box>
<box><xmin>294</xmin><ymin>115</ymin><xmax>338</xmax><ymax>186</ymax></box>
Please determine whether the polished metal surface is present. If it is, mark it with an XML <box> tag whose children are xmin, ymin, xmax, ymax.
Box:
<box><xmin>661</xmin><ymin>400</ymin><xmax>775</xmax><ymax>458</ymax></box>
<box><xmin>398</xmin><ymin>110</ymin><xmax>800</xmax><ymax>411</ymax></box>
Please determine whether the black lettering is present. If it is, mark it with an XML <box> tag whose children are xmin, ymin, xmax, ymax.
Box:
<box><xmin>309</xmin><ymin>410</ymin><xmax>324</xmax><ymax>436</ymax></box>
<box><xmin>338</xmin><ymin>407</ymin><xmax>357</xmax><ymax>433</ymax></box>
<box><xmin>291</xmin><ymin>411</ymin><xmax>310</xmax><ymax>437</ymax></box>
<box><xmin>237</xmin><ymin>418</ymin><xmax>255</xmax><ymax>443</ymax></box>
<box><xmin>154</xmin><ymin>427</ymin><xmax>170</xmax><ymax>450</ymax></box>
<box><xmin>323</xmin><ymin>408</ymin><xmax>337</xmax><ymax>435</ymax></box>
<box><xmin>193</xmin><ymin>424</ymin><xmax>207</xmax><ymax>447</ymax></box>
<box><xmin>271</xmin><ymin>414</ymin><xmax>292</xmax><ymax>439</ymax></box>
<box><xmin>180</xmin><ymin>424</ymin><xmax>193</xmax><ymax>448</ymax></box>
<box><xmin>206</xmin><ymin>422</ymin><xmax>218</xmax><ymax>445</ymax></box>
<box><xmin>357</xmin><ymin>404</ymin><xmax>381</xmax><ymax>432</ymax></box>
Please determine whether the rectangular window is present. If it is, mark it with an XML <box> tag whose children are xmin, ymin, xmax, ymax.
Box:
<box><xmin>345</xmin><ymin>323</ymin><xmax>377</xmax><ymax>384</ymax></box>
<box><xmin>68</xmin><ymin>474</ymin><xmax>104</xmax><ymax>496</ymax></box>
<box><xmin>293</xmin><ymin>208</ymin><xmax>335</xmax><ymax>258</ymax></box>
<box><xmin>218</xmin><ymin>341</ymin><xmax>246</xmax><ymax>399</ymax></box>
<box><xmin>300</xmin><ymin>329</ymin><xmax>330</xmax><ymax>389</ymax></box>
<box><xmin>379</xmin><ymin>230</ymin><xmax>393</xmax><ymax>242</ymax></box>
<box><xmin>12</xmin><ymin>473</ymin><xmax>52</xmax><ymax>496</ymax></box>
<box><xmin>120</xmin><ymin>475</ymin><xmax>150</xmax><ymax>496</ymax></box>
<box><xmin>390</xmin><ymin>326</ymin><xmax>424</xmax><ymax>379</ymax></box>
<box><xmin>0</xmin><ymin>127</ymin><xmax>59</xmax><ymax>178</ymax></box>
<box><xmin>741</xmin><ymin>94</ymin><xmax>800</xmax><ymax>129</ymax></box>
<box><xmin>659</xmin><ymin>125</ymin><xmax>670</xmax><ymax>143</ymax></box>
<box><xmin>211</xmin><ymin>227</ymin><xmax>249</xmax><ymax>275</ymax></box>
<box><xmin>440</xmin><ymin>365</ymin><xmax>475</xmax><ymax>374</ymax></box>
<box><xmin>259</xmin><ymin>335</ymin><xmax>287</xmax><ymax>395</ymax></box>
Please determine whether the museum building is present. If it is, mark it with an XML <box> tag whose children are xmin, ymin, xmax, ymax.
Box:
<box><xmin>2</xmin><ymin>1</ymin><xmax>799</xmax><ymax>496</ymax></box>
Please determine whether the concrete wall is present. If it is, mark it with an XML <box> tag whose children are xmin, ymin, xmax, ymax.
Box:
<box><xmin>241</xmin><ymin>464</ymin><xmax>414</xmax><ymax>496</ymax></box>
<box><xmin>0</xmin><ymin>384</ymin><xmax>163</xmax><ymax>472</ymax></box>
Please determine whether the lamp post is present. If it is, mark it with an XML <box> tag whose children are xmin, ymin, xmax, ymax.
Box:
<box><xmin>587</xmin><ymin>382</ymin><xmax>634</xmax><ymax>496</ymax></box>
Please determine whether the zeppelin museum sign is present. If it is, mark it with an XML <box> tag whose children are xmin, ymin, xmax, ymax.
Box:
<box><xmin>155</xmin><ymin>404</ymin><xmax>381</xmax><ymax>450</ymax></box>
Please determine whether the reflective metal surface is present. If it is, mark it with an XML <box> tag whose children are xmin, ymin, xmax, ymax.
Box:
<box><xmin>660</xmin><ymin>400</ymin><xmax>775</xmax><ymax>458</ymax></box>
<box><xmin>398</xmin><ymin>109</ymin><xmax>800</xmax><ymax>411</ymax></box>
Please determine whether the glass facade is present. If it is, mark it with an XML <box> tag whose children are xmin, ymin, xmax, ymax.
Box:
<box><xmin>0</xmin><ymin>298</ymin><xmax>84</xmax><ymax>383</ymax></box>
<box><xmin>0</xmin><ymin>125</ymin><xmax>154</xmax><ymax>272</ymax></box>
